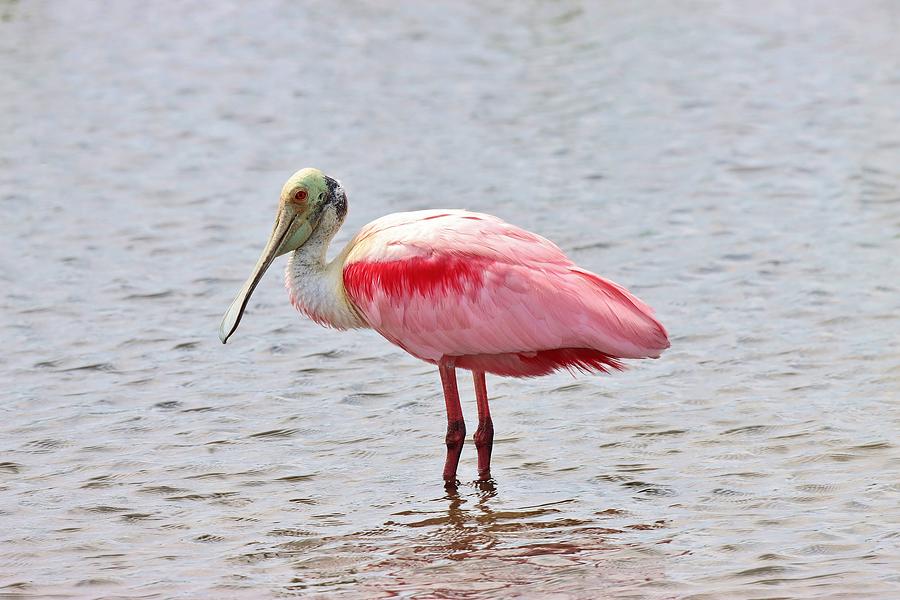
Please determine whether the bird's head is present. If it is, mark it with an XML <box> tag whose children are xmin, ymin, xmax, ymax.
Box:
<box><xmin>218</xmin><ymin>168</ymin><xmax>346</xmax><ymax>344</ymax></box>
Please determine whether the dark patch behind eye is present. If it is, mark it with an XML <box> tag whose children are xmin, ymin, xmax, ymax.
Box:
<box><xmin>324</xmin><ymin>175</ymin><xmax>347</xmax><ymax>219</ymax></box>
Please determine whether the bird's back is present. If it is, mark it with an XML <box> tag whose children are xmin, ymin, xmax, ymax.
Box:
<box><xmin>345</xmin><ymin>209</ymin><xmax>571</xmax><ymax>267</ymax></box>
<box><xmin>342</xmin><ymin>210</ymin><xmax>669</xmax><ymax>376</ymax></box>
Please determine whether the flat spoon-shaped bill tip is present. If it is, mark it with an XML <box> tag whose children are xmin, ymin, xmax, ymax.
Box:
<box><xmin>219</xmin><ymin>283</ymin><xmax>253</xmax><ymax>344</ymax></box>
<box><xmin>218</xmin><ymin>210</ymin><xmax>300</xmax><ymax>344</ymax></box>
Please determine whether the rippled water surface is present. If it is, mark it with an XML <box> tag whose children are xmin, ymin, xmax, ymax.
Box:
<box><xmin>2</xmin><ymin>1</ymin><xmax>900</xmax><ymax>598</ymax></box>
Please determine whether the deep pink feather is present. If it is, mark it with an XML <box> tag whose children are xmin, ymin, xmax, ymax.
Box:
<box><xmin>342</xmin><ymin>210</ymin><xmax>668</xmax><ymax>377</ymax></box>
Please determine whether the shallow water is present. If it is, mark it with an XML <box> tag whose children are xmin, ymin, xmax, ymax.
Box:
<box><xmin>2</xmin><ymin>1</ymin><xmax>900</xmax><ymax>598</ymax></box>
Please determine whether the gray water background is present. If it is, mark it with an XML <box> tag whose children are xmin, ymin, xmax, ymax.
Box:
<box><xmin>1</xmin><ymin>1</ymin><xmax>899</xmax><ymax>598</ymax></box>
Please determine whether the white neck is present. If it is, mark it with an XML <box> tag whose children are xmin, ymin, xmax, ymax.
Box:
<box><xmin>285</xmin><ymin>208</ymin><xmax>367</xmax><ymax>330</ymax></box>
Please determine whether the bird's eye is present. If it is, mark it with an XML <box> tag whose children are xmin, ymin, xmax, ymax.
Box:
<box><xmin>294</xmin><ymin>189</ymin><xmax>308</xmax><ymax>202</ymax></box>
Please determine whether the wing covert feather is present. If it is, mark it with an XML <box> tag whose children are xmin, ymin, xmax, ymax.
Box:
<box><xmin>342</xmin><ymin>210</ymin><xmax>668</xmax><ymax>365</ymax></box>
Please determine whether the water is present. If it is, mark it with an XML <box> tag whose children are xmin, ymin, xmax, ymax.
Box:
<box><xmin>2</xmin><ymin>1</ymin><xmax>899</xmax><ymax>597</ymax></box>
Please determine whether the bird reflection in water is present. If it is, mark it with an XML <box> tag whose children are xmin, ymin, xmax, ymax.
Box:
<box><xmin>392</xmin><ymin>482</ymin><xmax>611</xmax><ymax>563</ymax></box>
<box><xmin>441</xmin><ymin>480</ymin><xmax>499</xmax><ymax>548</ymax></box>
<box><xmin>279</xmin><ymin>484</ymin><xmax>669</xmax><ymax>595</ymax></box>
<box><xmin>348</xmin><ymin>486</ymin><xmax>671</xmax><ymax>598</ymax></box>
<box><xmin>393</xmin><ymin>481</ymin><xmax>500</xmax><ymax>559</ymax></box>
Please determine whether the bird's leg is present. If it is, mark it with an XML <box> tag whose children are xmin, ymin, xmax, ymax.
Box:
<box><xmin>439</xmin><ymin>359</ymin><xmax>466</xmax><ymax>485</ymax></box>
<box><xmin>473</xmin><ymin>370</ymin><xmax>494</xmax><ymax>481</ymax></box>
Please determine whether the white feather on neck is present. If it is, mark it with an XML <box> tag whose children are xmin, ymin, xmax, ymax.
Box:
<box><xmin>285</xmin><ymin>207</ymin><xmax>367</xmax><ymax>330</ymax></box>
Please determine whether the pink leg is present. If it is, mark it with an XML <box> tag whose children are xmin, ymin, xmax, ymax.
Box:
<box><xmin>473</xmin><ymin>370</ymin><xmax>494</xmax><ymax>481</ymax></box>
<box><xmin>439</xmin><ymin>359</ymin><xmax>466</xmax><ymax>484</ymax></box>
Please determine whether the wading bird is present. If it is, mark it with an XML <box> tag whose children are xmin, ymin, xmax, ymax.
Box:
<box><xmin>220</xmin><ymin>168</ymin><xmax>669</xmax><ymax>484</ymax></box>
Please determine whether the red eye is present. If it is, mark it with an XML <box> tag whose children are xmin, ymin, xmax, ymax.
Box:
<box><xmin>294</xmin><ymin>189</ymin><xmax>308</xmax><ymax>202</ymax></box>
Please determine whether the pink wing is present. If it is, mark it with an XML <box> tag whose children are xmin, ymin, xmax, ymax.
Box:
<box><xmin>343</xmin><ymin>210</ymin><xmax>669</xmax><ymax>377</ymax></box>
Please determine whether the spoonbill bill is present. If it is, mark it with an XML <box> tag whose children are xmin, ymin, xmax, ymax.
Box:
<box><xmin>219</xmin><ymin>168</ymin><xmax>669</xmax><ymax>483</ymax></box>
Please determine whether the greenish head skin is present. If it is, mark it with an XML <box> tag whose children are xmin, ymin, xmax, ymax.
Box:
<box><xmin>218</xmin><ymin>168</ymin><xmax>346</xmax><ymax>343</ymax></box>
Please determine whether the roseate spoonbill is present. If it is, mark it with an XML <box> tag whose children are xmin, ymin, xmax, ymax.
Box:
<box><xmin>219</xmin><ymin>168</ymin><xmax>669</xmax><ymax>483</ymax></box>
